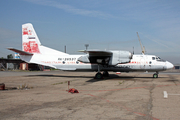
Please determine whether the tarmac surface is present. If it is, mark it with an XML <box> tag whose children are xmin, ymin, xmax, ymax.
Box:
<box><xmin>0</xmin><ymin>70</ymin><xmax>180</xmax><ymax>120</ymax></box>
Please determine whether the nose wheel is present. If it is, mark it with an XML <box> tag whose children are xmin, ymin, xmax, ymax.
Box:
<box><xmin>153</xmin><ymin>72</ymin><xmax>159</xmax><ymax>78</ymax></box>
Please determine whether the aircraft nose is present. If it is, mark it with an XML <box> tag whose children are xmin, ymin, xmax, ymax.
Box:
<box><xmin>166</xmin><ymin>61</ymin><xmax>174</xmax><ymax>69</ymax></box>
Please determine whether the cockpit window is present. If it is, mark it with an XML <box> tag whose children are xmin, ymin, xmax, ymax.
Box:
<box><xmin>156</xmin><ymin>57</ymin><xmax>165</xmax><ymax>62</ymax></box>
<box><xmin>152</xmin><ymin>57</ymin><xmax>155</xmax><ymax>60</ymax></box>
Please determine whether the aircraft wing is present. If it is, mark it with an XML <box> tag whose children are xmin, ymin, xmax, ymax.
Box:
<box><xmin>79</xmin><ymin>50</ymin><xmax>112</xmax><ymax>56</ymax></box>
<box><xmin>7</xmin><ymin>48</ymin><xmax>33</xmax><ymax>55</ymax></box>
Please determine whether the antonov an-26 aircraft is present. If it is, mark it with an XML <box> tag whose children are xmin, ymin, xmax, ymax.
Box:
<box><xmin>8</xmin><ymin>23</ymin><xmax>174</xmax><ymax>79</ymax></box>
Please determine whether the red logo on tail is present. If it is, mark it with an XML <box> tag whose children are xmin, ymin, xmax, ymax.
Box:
<box><xmin>22</xmin><ymin>28</ymin><xmax>32</xmax><ymax>35</ymax></box>
<box><xmin>23</xmin><ymin>41</ymin><xmax>40</xmax><ymax>53</ymax></box>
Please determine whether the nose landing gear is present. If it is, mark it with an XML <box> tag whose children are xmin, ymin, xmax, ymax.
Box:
<box><xmin>153</xmin><ymin>72</ymin><xmax>159</xmax><ymax>78</ymax></box>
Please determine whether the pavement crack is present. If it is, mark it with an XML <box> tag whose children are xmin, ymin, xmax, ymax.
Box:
<box><xmin>145</xmin><ymin>80</ymin><xmax>155</xmax><ymax>120</ymax></box>
<box><xmin>168</xmin><ymin>75</ymin><xmax>179</xmax><ymax>86</ymax></box>
<box><xmin>125</xmin><ymin>79</ymin><xmax>136</xmax><ymax>88</ymax></box>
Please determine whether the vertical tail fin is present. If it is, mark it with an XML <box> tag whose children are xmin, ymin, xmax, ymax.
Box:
<box><xmin>22</xmin><ymin>23</ymin><xmax>69</xmax><ymax>56</ymax></box>
<box><xmin>22</xmin><ymin>23</ymin><xmax>41</xmax><ymax>53</ymax></box>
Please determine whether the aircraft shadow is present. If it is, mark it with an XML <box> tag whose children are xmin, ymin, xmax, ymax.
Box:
<box><xmin>86</xmin><ymin>74</ymin><xmax>166</xmax><ymax>82</ymax></box>
<box><xmin>25</xmin><ymin>74</ymin><xmax>93</xmax><ymax>79</ymax></box>
<box><xmin>25</xmin><ymin>74</ymin><xmax>167</xmax><ymax>83</ymax></box>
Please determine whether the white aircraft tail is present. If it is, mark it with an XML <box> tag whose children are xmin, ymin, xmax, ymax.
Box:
<box><xmin>22</xmin><ymin>23</ymin><xmax>41</xmax><ymax>53</ymax></box>
<box><xmin>8</xmin><ymin>23</ymin><xmax>69</xmax><ymax>68</ymax></box>
<box><xmin>22</xmin><ymin>23</ymin><xmax>68</xmax><ymax>55</ymax></box>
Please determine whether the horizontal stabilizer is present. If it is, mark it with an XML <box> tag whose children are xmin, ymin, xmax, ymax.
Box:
<box><xmin>7</xmin><ymin>48</ymin><xmax>33</xmax><ymax>55</ymax></box>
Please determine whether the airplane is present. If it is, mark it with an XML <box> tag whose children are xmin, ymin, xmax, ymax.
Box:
<box><xmin>8</xmin><ymin>23</ymin><xmax>174</xmax><ymax>79</ymax></box>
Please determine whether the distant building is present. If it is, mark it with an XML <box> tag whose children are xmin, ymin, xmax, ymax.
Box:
<box><xmin>0</xmin><ymin>58</ymin><xmax>51</xmax><ymax>71</ymax></box>
<box><xmin>174</xmin><ymin>65</ymin><xmax>180</xmax><ymax>69</ymax></box>
<box><xmin>0</xmin><ymin>58</ymin><xmax>22</xmax><ymax>70</ymax></box>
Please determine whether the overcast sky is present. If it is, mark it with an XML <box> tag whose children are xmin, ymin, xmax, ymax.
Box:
<box><xmin>0</xmin><ymin>0</ymin><xmax>180</xmax><ymax>64</ymax></box>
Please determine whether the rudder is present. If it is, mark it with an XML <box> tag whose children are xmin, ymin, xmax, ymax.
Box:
<box><xmin>22</xmin><ymin>23</ymin><xmax>41</xmax><ymax>53</ymax></box>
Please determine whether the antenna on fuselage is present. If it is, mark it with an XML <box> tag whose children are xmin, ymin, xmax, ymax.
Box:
<box><xmin>136</xmin><ymin>32</ymin><xmax>146</xmax><ymax>54</ymax></box>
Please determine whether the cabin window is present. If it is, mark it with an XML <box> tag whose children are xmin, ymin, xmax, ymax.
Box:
<box><xmin>152</xmin><ymin>57</ymin><xmax>155</xmax><ymax>60</ymax></box>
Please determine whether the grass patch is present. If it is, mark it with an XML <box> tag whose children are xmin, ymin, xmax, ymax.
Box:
<box><xmin>118</xmin><ymin>80</ymin><xmax>124</xmax><ymax>85</ymax></box>
<box><xmin>52</xmin><ymin>82</ymin><xmax>64</xmax><ymax>85</ymax></box>
<box><xmin>17</xmin><ymin>83</ymin><xmax>33</xmax><ymax>90</ymax></box>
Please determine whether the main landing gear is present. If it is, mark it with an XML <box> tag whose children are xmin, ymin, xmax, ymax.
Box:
<box><xmin>153</xmin><ymin>72</ymin><xmax>159</xmax><ymax>78</ymax></box>
<box><xmin>95</xmin><ymin>71</ymin><xmax>109</xmax><ymax>79</ymax></box>
<box><xmin>95</xmin><ymin>72</ymin><xmax>103</xmax><ymax>79</ymax></box>
<box><xmin>94</xmin><ymin>65</ymin><xmax>109</xmax><ymax>79</ymax></box>
<box><xmin>95</xmin><ymin>65</ymin><xmax>103</xmax><ymax>79</ymax></box>
<box><xmin>103</xmin><ymin>71</ymin><xmax>109</xmax><ymax>77</ymax></box>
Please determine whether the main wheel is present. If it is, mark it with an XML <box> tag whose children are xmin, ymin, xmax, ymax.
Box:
<box><xmin>95</xmin><ymin>72</ymin><xmax>103</xmax><ymax>79</ymax></box>
<box><xmin>103</xmin><ymin>71</ymin><xmax>109</xmax><ymax>77</ymax></box>
<box><xmin>153</xmin><ymin>73</ymin><xmax>158</xmax><ymax>78</ymax></box>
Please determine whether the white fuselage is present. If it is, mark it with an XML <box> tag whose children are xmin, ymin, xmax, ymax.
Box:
<box><xmin>21</xmin><ymin>54</ymin><xmax>173</xmax><ymax>72</ymax></box>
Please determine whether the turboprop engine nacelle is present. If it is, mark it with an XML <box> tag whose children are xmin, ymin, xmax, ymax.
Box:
<box><xmin>77</xmin><ymin>50</ymin><xmax>132</xmax><ymax>66</ymax></box>
<box><xmin>108</xmin><ymin>51</ymin><xmax>132</xmax><ymax>66</ymax></box>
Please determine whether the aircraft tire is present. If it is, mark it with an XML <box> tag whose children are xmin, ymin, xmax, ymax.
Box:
<box><xmin>153</xmin><ymin>73</ymin><xmax>158</xmax><ymax>78</ymax></box>
<box><xmin>95</xmin><ymin>72</ymin><xmax>103</xmax><ymax>79</ymax></box>
<box><xmin>103</xmin><ymin>71</ymin><xmax>109</xmax><ymax>77</ymax></box>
